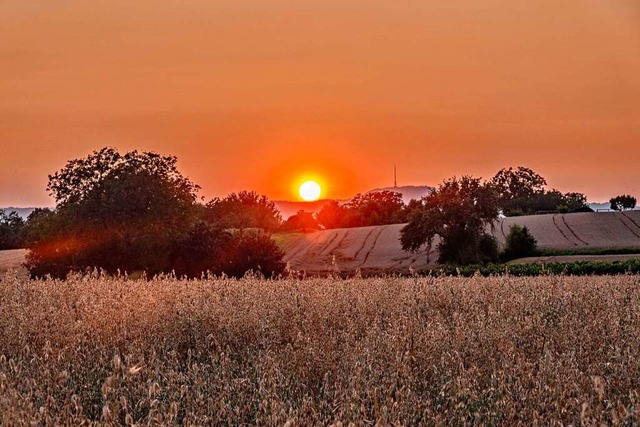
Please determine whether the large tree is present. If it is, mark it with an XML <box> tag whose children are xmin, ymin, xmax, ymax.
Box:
<box><xmin>26</xmin><ymin>148</ymin><xmax>201</xmax><ymax>277</ymax></box>
<box><xmin>400</xmin><ymin>176</ymin><xmax>499</xmax><ymax>264</ymax></box>
<box><xmin>491</xmin><ymin>166</ymin><xmax>588</xmax><ymax>215</ymax></box>
<box><xmin>206</xmin><ymin>191</ymin><xmax>282</xmax><ymax>232</ymax></box>
<box><xmin>26</xmin><ymin>148</ymin><xmax>286</xmax><ymax>278</ymax></box>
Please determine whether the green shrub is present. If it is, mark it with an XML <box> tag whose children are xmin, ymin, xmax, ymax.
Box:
<box><xmin>419</xmin><ymin>258</ymin><xmax>640</xmax><ymax>277</ymax></box>
<box><xmin>502</xmin><ymin>225</ymin><xmax>537</xmax><ymax>260</ymax></box>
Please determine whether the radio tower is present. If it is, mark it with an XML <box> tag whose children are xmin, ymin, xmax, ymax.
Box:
<box><xmin>394</xmin><ymin>164</ymin><xmax>397</xmax><ymax>188</ymax></box>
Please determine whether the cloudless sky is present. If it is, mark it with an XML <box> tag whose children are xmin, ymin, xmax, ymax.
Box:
<box><xmin>1</xmin><ymin>0</ymin><xmax>639</xmax><ymax>206</ymax></box>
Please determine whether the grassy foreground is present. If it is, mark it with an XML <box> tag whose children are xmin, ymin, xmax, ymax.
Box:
<box><xmin>1</xmin><ymin>273</ymin><xmax>639</xmax><ymax>425</ymax></box>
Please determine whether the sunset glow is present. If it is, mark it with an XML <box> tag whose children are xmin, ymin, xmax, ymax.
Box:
<box><xmin>0</xmin><ymin>1</ymin><xmax>639</xmax><ymax>205</ymax></box>
<box><xmin>299</xmin><ymin>181</ymin><xmax>321</xmax><ymax>201</ymax></box>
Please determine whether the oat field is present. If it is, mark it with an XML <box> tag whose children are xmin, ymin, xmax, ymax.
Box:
<box><xmin>1</xmin><ymin>273</ymin><xmax>639</xmax><ymax>425</ymax></box>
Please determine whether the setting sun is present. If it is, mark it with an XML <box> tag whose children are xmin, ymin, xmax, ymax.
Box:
<box><xmin>299</xmin><ymin>180</ymin><xmax>322</xmax><ymax>201</ymax></box>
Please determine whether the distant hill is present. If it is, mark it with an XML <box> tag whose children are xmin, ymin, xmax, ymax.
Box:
<box><xmin>0</xmin><ymin>207</ymin><xmax>38</xmax><ymax>219</ymax></box>
<box><xmin>367</xmin><ymin>185</ymin><xmax>435</xmax><ymax>204</ymax></box>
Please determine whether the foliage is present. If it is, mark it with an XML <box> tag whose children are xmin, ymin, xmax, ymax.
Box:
<box><xmin>22</xmin><ymin>208</ymin><xmax>55</xmax><ymax>246</ymax></box>
<box><xmin>170</xmin><ymin>221</ymin><xmax>233</xmax><ymax>278</ymax></box>
<box><xmin>24</xmin><ymin>148</ymin><xmax>287</xmax><ymax>279</ymax></box>
<box><xmin>1</xmin><ymin>274</ymin><xmax>639</xmax><ymax>425</ymax></box>
<box><xmin>281</xmin><ymin>210</ymin><xmax>320</xmax><ymax>232</ymax></box>
<box><xmin>171</xmin><ymin>225</ymin><xmax>285</xmax><ymax>278</ymax></box>
<box><xmin>502</xmin><ymin>224</ymin><xmax>538</xmax><ymax>260</ymax></box>
<box><xmin>346</xmin><ymin>190</ymin><xmax>407</xmax><ymax>226</ymax></box>
<box><xmin>217</xmin><ymin>231</ymin><xmax>286</xmax><ymax>278</ymax></box>
<box><xmin>26</xmin><ymin>148</ymin><xmax>201</xmax><ymax>278</ymax></box>
<box><xmin>316</xmin><ymin>200</ymin><xmax>349</xmax><ymax>229</ymax></box>
<box><xmin>491</xmin><ymin>166</ymin><xmax>547</xmax><ymax>202</ymax></box>
<box><xmin>536</xmin><ymin>246</ymin><xmax>640</xmax><ymax>257</ymax></box>
<box><xmin>420</xmin><ymin>258</ymin><xmax>640</xmax><ymax>276</ymax></box>
<box><xmin>400</xmin><ymin>176</ymin><xmax>499</xmax><ymax>264</ymax></box>
<box><xmin>206</xmin><ymin>191</ymin><xmax>282</xmax><ymax>231</ymax></box>
<box><xmin>478</xmin><ymin>233</ymin><xmax>500</xmax><ymax>263</ymax></box>
<box><xmin>610</xmin><ymin>194</ymin><xmax>637</xmax><ymax>211</ymax></box>
<box><xmin>491</xmin><ymin>166</ymin><xmax>588</xmax><ymax>215</ymax></box>
<box><xmin>0</xmin><ymin>210</ymin><xmax>26</xmax><ymax>249</ymax></box>
<box><xmin>317</xmin><ymin>191</ymin><xmax>407</xmax><ymax>229</ymax></box>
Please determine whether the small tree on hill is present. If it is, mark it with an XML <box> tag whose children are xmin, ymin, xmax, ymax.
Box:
<box><xmin>610</xmin><ymin>195</ymin><xmax>637</xmax><ymax>211</ymax></box>
<box><xmin>400</xmin><ymin>176</ymin><xmax>499</xmax><ymax>265</ymax></box>
<box><xmin>502</xmin><ymin>225</ymin><xmax>538</xmax><ymax>260</ymax></box>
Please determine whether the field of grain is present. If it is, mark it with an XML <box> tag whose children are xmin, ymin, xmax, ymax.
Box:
<box><xmin>1</xmin><ymin>273</ymin><xmax>639</xmax><ymax>425</ymax></box>
<box><xmin>0</xmin><ymin>248</ymin><xmax>27</xmax><ymax>277</ymax></box>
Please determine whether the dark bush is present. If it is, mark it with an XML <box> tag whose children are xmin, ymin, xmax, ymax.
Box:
<box><xmin>219</xmin><ymin>231</ymin><xmax>286</xmax><ymax>278</ymax></box>
<box><xmin>502</xmin><ymin>225</ymin><xmax>538</xmax><ymax>260</ymax></box>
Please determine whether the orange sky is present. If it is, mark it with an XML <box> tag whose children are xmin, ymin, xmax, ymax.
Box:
<box><xmin>1</xmin><ymin>1</ymin><xmax>639</xmax><ymax>206</ymax></box>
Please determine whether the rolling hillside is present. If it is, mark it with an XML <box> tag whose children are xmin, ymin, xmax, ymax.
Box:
<box><xmin>282</xmin><ymin>211</ymin><xmax>640</xmax><ymax>274</ymax></box>
<box><xmin>3</xmin><ymin>211</ymin><xmax>640</xmax><ymax>277</ymax></box>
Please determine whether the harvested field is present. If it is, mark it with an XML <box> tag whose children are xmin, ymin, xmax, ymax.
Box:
<box><xmin>495</xmin><ymin>211</ymin><xmax>640</xmax><ymax>250</ymax></box>
<box><xmin>0</xmin><ymin>249</ymin><xmax>27</xmax><ymax>277</ymax></box>
<box><xmin>284</xmin><ymin>211</ymin><xmax>640</xmax><ymax>273</ymax></box>
<box><xmin>1</xmin><ymin>274</ymin><xmax>639</xmax><ymax>425</ymax></box>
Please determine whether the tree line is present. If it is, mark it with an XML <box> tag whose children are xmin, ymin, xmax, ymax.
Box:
<box><xmin>6</xmin><ymin>148</ymin><xmax>287</xmax><ymax>279</ymax></box>
<box><xmin>400</xmin><ymin>168</ymin><xmax>636</xmax><ymax>265</ymax></box>
<box><xmin>1</xmin><ymin>151</ymin><xmax>637</xmax><ymax>274</ymax></box>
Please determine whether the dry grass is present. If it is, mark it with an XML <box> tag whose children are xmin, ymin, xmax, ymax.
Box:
<box><xmin>1</xmin><ymin>272</ymin><xmax>639</xmax><ymax>425</ymax></box>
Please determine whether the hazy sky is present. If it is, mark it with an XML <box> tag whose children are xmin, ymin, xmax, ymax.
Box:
<box><xmin>1</xmin><ymin>0</ymin><xmax>639</xmax><ymax>206</ymax></box>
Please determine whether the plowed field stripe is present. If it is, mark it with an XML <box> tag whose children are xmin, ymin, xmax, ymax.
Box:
<box><xmin>561</xmin><ymin>216</ymin><xmax>589</xmax><ymax>245</ymax></box>
<box><xmin>552</xmin><ymin>215</ymin><xmax>575</xmax><ymax>245</ymax></box>
<box><xmin>617</xmin><ymin>214</ymin><xmax>640</xmax><ymax>239</ymax></box>
<box><xmin>359</xmin><ymin>226</ymin><xmax>387</xmax><ymax>267</ymax></box>
<box><xmin>621</xmin><ymin>212</ymin><xmax>640</xmax><ymax>233</ymax></box>
<box><xmin>354</xmin><ymin>228</ymin><xmax>377</xmax><ymax>260</ymax></box>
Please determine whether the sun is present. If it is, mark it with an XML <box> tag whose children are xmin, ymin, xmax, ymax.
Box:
<box><xmin>299</xmin><ymin>180</ymin><xmax>321</xmax><ymax>201</ymax></box>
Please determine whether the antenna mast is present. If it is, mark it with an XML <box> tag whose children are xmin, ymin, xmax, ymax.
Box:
<box><xmin>394</xmin><ymin>164</ymin><xmax>397</xmax><ymax>188</ymax></box>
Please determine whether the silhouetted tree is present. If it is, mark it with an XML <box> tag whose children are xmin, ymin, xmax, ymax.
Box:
<box><xmin>26</xmin><ymin>148</ymin><xmax>287</xmax><ymax>279</ymax></box>
<box><xmin>171</xmin><ymin>222</ymin><xmax>233</xmax><ymax>278</ymax></box>
<box><xmin>502</xmin><ymin>225</ymin><xmax>538</xmax><ymax>260</ymax></box>
<box><xmin>0</xmin><ymin>210</ymin><xmax>25</xmax><ymax>249</ymax></box>
<box><xmin>22</xmin><ymin>208</ymin><xmax>55</xmax><ymax>247</ymax></box>
<box><xmin>610</xmin><ymin>195</ymin><xmax>637</xmax><ymax>211</ymax></box>
<box><xmin>559</xmin><ymin>192</ymin><xmax>589</xmax><ymax>212</ymax></box>
<box><xmin>207</xmin><ymin>191</ymin><xmax>282</xmax><ymax>231</ymax></box>
<box><xmin>217</xmin><ymin>231</ymin><xmax>286</xmax><ymax>278</ymax></box>
<box><xmin>26</xmin><ymin>148</ymin><xmax>201</xmax><ymax>277</ymax></box>
<box><xmin>282</xmin><ymin>210</ymin><xmax>320</xmax><ymax>232</ymax></box>
<box><xmin>404</xmin><ymin>199</ymin><xmax>425</xmax><ymax>220</ymax></box>
<box><xmin>400</xmin><ymin>176</ymin><xmax>499</xmax><ymax>264</ymax></box>
<box><xmin>492</xmin><ymin>166</ymin><xmax>588</xmax><ymax>215</ymax></box>
<box><xmin>347</xmin><ymin>191</ymin><xmax>406</xmax><ymax>226</ymax></box>
<box><xmin>316</xmin><ymin>200</ymin><xmax>349</xmax><ymax>229</ymax></box>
